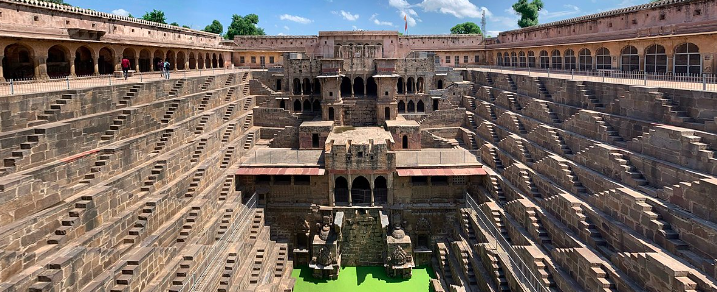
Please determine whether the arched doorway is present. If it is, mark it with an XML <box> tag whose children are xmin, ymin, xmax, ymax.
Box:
<box><xmin>166</xmin><ymin>50</ymin><xmax>176</xmax><ymax>70</ymax></box>
<box><xmin>293</xmin><ymin>78</ymin><xmax>301</xmax><ymax>95</ymax></box>
<box><xmin>398</xmin><ymin>100</ymin><xmax>406</xmax><ymax>113</ymax></box>
<box><xmin>312</xmin><ymin>100</ymin><xmax>321</xmax><ymax>113</ymax></box>
<box><xmin>139</xmin><ymin>49</ymin><xmax>151</xmax><ymax>72</ymax></box>
<box><xmin>98</xmin><ymin>47</ymin><xmax>114</xmax><ymax>75</ymax></box>
<box><xmin>340</xmin><ymin>77</ymin><xmax>352</xmax><ymax>97</ymax></box>
<box><xmin>353</xmin><ymin>77</ymin><xmax>364</xmax><ymax>96</ymax></box>
<box><xmin>417</xmin><ymin>100</ymin><xmax>425</xmax><ymax>112</ymax></box>
<box><xmin>417</xmin><ymin>77</ymin><xmax>424</xmax><ymax>93</ymax></box>
<box><xmin>74</xmin><ymin>46</ymin><xmax>94</xmax><ymax>76</ymax></box>
<box><xmin>121</xmin><ymin>48</ymin><xmax>136</xmax><ymax>71</ymax></box>
<box><xmin>293</xmin><ymin>99</ymin><xmax>302</xmax><ymax>112</ymax></box>
<box><xmin>188</xmin><ymin>52</ymin><xmax>196</xmax><ymax>70</ymax></box>
<box><xmin>197</xmin><ymin>52</ymin><xmax>204</xmax><ymax>69</ymax></box>
<box><xmin>578</xmin><ymin>48</ymin><xmax>592</xmax><ymax>71</ymax></box>
<box><xmin>366</xmin><ymin>77</ymin><xmax>377</xmax><ymax>96</ymax></box>
<box><xmin>3</xmin><ymin>43</ymin><xmax>35</xmax><ymax>79</ymax></box>
<box><xmin>47</xmin><ymin>45</ymin><xmax>70</xmax><ymax>78</ymax></box>
<box><xmin>351</xmin><ymin>176</ymin><xmax>370</xmax><ymax>205</ymax></box>
<box><xmin>176</xmin><ymin>51</ymin><xmax>186</xmax><ymax>70</ymax></box>
<box><xmin>313</xmin><ymin>78</ymin><xmax>321</xmax><ymax>94</ymax></box>
<box><xmin>303</xmin><ymin>78</ymin><xmax>311</xmax><ymax>95</ymax></box>
<box><xmin>402</xmin><ymin>135</ymin><xmax>408</xmax><ymax>149</ymax></box>
<box><xmin>218</xmin><ymin>54</ymin><xmax>224</xmax><ymax>68</ymax></box>
<box><xmin>303</xmin><ymin>99</ymin><xmax>311</xmax><ymax>112</ymax></box>
<box><xmin>384</xmin><ymin>107</ymin><xmax>391</xmax><ymax>120</ymax></box>
<box><xmin>397</xmin><ymin>77</ymin><xmax>404</xmax><ymax>94</ymax></box>
<box><xmin>374</xmin><ymin>176</ymin><xmax>388</xmax><ymax>204</ymax></box>
<box><xmin>437</xmin><ymin>79</ymin><xmax>443</xmax><ymax>89</ymax></box>
<box><xmin>153</xmin><ymin>50</ymin><xmax>164</xmax><ymax>71</ymax></box>
<box><xmin>407</xmin><ymin>100</ymin><xmax>415</xmax><ymax>112</ymax></box>
<box><xmin>212</xmin><ymin>53</ymin><xmax>218</xmax><ymax>68</ymax></box>
<box><xmin>205</xmin><ymin>53</ymin><xmax>211</xmax><ymax>69</ymax></box>
<box><xmin>334</xmin><ymin>177</ymin><xmax>349</xmax><ymax>204</ymax></box>
<box><xmin>674</xmin><ymin>43</ymin><xmax>701</xmax><ymax>75</ymax></box>
<box><xmin>407</xmin><ymin>77</ymin><xmax>415</xmax><ymax>93</ymax></box>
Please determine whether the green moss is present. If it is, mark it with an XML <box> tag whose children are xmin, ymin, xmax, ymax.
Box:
<box><xmin>291</xmin><ymin>266</ymin><xmax>436</xmax><ymax>292</ymax></box>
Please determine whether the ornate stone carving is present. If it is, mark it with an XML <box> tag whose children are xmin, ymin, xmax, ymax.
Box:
<box><xmin>390</xmin><ymin>246</ymin><xmax>408</xmax><ymax>266</ymax></box>
<box><xmin>317</xmin><ymin>247</ymin><xmax>332</xmax><ymax>266</ymax></box>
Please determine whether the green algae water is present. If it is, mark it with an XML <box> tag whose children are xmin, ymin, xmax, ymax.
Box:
<box><xmin>291</xmin><ymin>266</ymin><xmax>436</xmax><ymax>292</ymax></box>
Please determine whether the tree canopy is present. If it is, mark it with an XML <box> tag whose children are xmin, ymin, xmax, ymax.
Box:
<box><xmin>204</xmin><ymin>20</ymin><xmax>224</xmax><ymax>35</ymax></box>
<box><xmin>225</xmin><ymin>14</ymin><xmax>265</xmax><ymax>40</ymax></box>
<box><xmin>142</xmin><ymin>9</ymin><xmax>166</xmax><ymax>24</ymax></box>
<box><xmin>170</xmin><ymin>22</ymin><xmax>179</xmax><ymax>26</ymax></box>
<box><xmin>40</xmin><ymin>0</ymin><xmax>70</xmax><ymax>5</ymax></box>
<box><xmin>450</xmin><ymin>22</ymin><xmax>482</xmax><ymax>35</ymax></box>
<box><xmin>512</xmin><ymin>0</ymin><xmax>544</xmax><ymax>28</ymax></box>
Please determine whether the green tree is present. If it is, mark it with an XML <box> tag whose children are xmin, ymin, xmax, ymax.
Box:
<box><xmin>450</xmin><ymin>22</ymin><xmax>482</xmax><ymax>34</ymax></box>
<box><xmin>512</xmin><ymin>0</ymin><xmax>544</xmax><ymax>28</ymax></box>
<box><xmin>170</xmin><ymin>22</ymin><xmax>179</xmax><ymax>26</ymax></box>
<box><xmin>182</xmin><ymin>25</ymin><xmax>191</xmax><ymax>29</ymax></box>
<box><xmin>41</xmin><ymin>0</ymin><xmax>70</xmax><ymax>5</ymax></box>
<box><xmin>128</xmin><ymin>13</ymin><xmax>134</xmax><ymax>18</ymax></box>
<box><xmin>225</xmin><ymin>14</ymin><xmax>265</xmax><ymax>40</ymax></box>
<box><xmin>142</xmin><ymin>9</ymin><xmax>166</xmax><ymax>24</ymax></box>
<box><xmin>204</xmin><ymin>20</ymin><xmax>223</xmax><ymax>35</ymax></box>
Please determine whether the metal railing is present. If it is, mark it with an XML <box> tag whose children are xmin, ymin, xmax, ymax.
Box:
<box><xmin>465</xmin><ymin>193</ymin><xmax>549</xmax><ymax>292</ymax></box>
<box><xmin>181</xmin><ymin>192</ymin><xmax>257</xmax><ymax>292</ymax></box>
<box><xmin>0</xmin><ymin>67</ymin><xmax>241</xmax><ymax>96</ymax></box>
<box><xmin>396</xmin><ymin>150</ymin><xmax>481</xmax><ymax>167</ymax></box>
<box><xmin>466</xmin><ymin>65</ymin><xmax>717</xmax><ymax>92</ymax></box>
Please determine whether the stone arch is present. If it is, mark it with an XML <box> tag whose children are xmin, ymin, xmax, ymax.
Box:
<box><xmin>620</xmin><ymin>45</ymin><xmax>639</xmax><ymax>72</ymax></box>
<box><xmin>578</xmin><ymin>48</ymin><xmax>592</xmax><ymax>71</ymax></box>
<box><xmin>564</xmin><ymin>49</ymin><xmax>576</xmax><ymax>70</ymax></box>
<box><xmin>397</xmin><ymin>77</ymin><xmax>405</xmax><ymax>94</ymax></box>
<box><xmin>407</xmin><ymin>100</ymin><xmax>415</xmax><ymax>112</ymax></box>
<box><xmin>596</xmin><ymin>47</ymin><xmax>611</xmax><ymax>70</ymax></box>
<box><xmin>98</xmin><ymin>47</ymin><xmax>114</xmax><ymax>75</ymax></box>
<box><xmin>47</xmin><ymin>44</ymin><xmax>71</xmax><ymax>78</ymax></box>
<box><xmin>539</xmin><ymin>50</ymin><xmax>549</xmax><ymax>69</ymax></box>
<box><xmin>416</xmin><ymin>77</ymin><xmax>424</xmax><ymax>93</ymax></box>
<box><xmin>205</xmin><ymin>53</ymin><xmax>211</xmax><ymax>69</ymax></box>
<box><xmin>528</xmin><ymin>51</ymin><xmax>536</xmax><ymax>67</ymax></box>
<box><xmin>351</xmin><ymin>176</ymin><xmax>371</xmax><ymax>205</ymax></box>
<box><xmin>188</xmin><ymin>52</ymin><xmax>196</xmax><ymax>70</ymax></box>
<box><xmin>518</xmin><ymin>51</ymin><xmax>526</xmax><ymax>67</ymax></box>
<box><xmin>398</xmin><ymin>100</ymin><xmax>406</xmax><ymax>113</ymax></box>
<box><xmin>293</xmin><ymin>99</ymin><xmax>302</xmax><ymax>112</ymax></box>
<box><xmin>353</xmin><ymin>77</ymin><xmax>364</xmax><ymax>96</ymax></box>
<box><xmin>366</xmin><ymin>77</ymin><xmax>377</xmax><ymax>96</ymax></box>
<box><xmin>407</xmin><ymin>77</ymin><xmax>415</xmax><ymax>93</ymax></box>
<box><xmin>212</xmin><ymin>53</ymin><xmax>218</xmax><ymax>68</ymax></box>
<box><xmin>313</xmin><ymin>78</ymin><xmax>321</xmax><ymax>94</ymax></box>
<box><xmin>645</xmin><ymin>44</ymin><xmax>667</xmax><ymax>73</ymax></box>
<box><xmin>302</xmin><ymin>78</ymin><xmax>311</xmax><ymax>95</ymax></box>
<box><xmin>166</xmin><ymin>50</ymin><xmax>176</xmax><ymax>70</ymax></box>
<box><xmin>176</xmin><ymin>51</ymin><xmax>186</xmax><ymax>70</ymax></box>
<box><xmin>74</xmin><ymin>46</ymin><xmax>94</xmax><ymax>76</ymax></box>
<box><xmin>293</xmin><ymin>78</ymin><xmax>302</xmax><ymax>95</ymax></box>
<box><xmin>218</xmin><ymin>53</ymin><xmax>224</xmax><ymax>68</ymax></box>
<box><xmin>497</xmin><ymin>52</ymin><xmax>503</xmax><ymax>66</ymax></box>
<box><xmin>551</xmin><ymin>50</ymin><xmax>562</xmax><ymax>69</ymax></box>
<box><xmin>503</xmin><ymin>52</ymin><xmax>510</xmax><ymax>66</ymax></box>
<box><xmin>674</xmin><ymin>42</ymin><xmax>700</xmax><ymax>75</ymax></box>
<box><xmin>197</xmin><ymin>52</ymin><xmax>205</xmax><ymax>69</ymax></box>
<box><xmin>312</xmin><ymin>99</ymin><xmax>321</xmax><ymax>112</ymax></box>
<box><xmin>417</xmin><ymin>100</ymin><xmax>425</xmax><ymax>112</ymax></box>
<box><xmin>121</xmin><ymin>47</ymin><xmax>137</xmax><ymax>71</ymax></box>
<box><xmin>437</xmin><ymin>79</ymin><xmax>444</xmax><ymax>89</ymax></box>
<box><xmin>153</xmin><ymin>49</ymin><xmax>164</xmax><ymax>71</ymax></box>
<box><xmin>374</xmin><ymin>176</ymin><xmax>388</xmax><ymax>204</ymax></box>
<box><xmin>303</xmin><ymin>99</ymin><xmax>311</xmax><ymax>112</ymax></box>
<box><xmin>341</xmin><ymin>77</ymin><xmax>352</xmax><ymax>97</ymax></box>
<box><xmin>334</xmin><ymin>176</ymin><xmax>349</xmax><ymax>204</ymax></box>
<box><xmin>510</xmin><ymin>52</ymin><xmax>517</xmax><ymax>66</ymax></box>
<box><xmin>3</xmin><ymin>43</ymin><xmax>35</xmax><ymax>79</ymax></box>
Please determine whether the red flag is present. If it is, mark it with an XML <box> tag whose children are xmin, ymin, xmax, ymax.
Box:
<box><xmin>404</xmin><ymin>15</ymin><xmax>407</xmax><ymax>33</ymax></box>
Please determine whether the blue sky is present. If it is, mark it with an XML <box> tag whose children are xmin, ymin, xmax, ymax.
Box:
<box><xmin>69</xmin><ymin>0</ymin><xmax>649</xmax><ymax>36</ymax></box>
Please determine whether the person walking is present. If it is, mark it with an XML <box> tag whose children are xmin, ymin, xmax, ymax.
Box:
<box><xmin>121</xmin><ymin>57</ymin><xmax>131</xmax><ymax>80</ymax></box>
<box><xmin>157</xmin><ymin>59</ymin><xmax>164</xmax><ymax>78</ymax></box>
<box><xmin>164</xmin><ymin>59</ymin><xmax>171</xmax><ymax>79</ymax></box>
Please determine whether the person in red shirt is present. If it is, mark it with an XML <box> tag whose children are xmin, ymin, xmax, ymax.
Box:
<box><xmin>121</xmin><ymin>58</ymin><xmax>131</xmax><ymax>80</ymax></box>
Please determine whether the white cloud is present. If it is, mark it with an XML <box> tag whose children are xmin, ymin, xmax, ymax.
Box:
<box><xmin>338</xmin><ymin>10</ymin><xmax>359</xmax><ymax>21</ymax></box>
<box><xmin>388</xmin><ymin>0</ymin><xmax>419</xmax><ymax>27</ymax></box>
<box><xmin>283</xmin><ymin>25</ymin><xmax>290</xmax><ymax>30</ymax></box>
<box><xmin>370</xmin><ymin>14</ymin><xmax>394</xmax><ymax>26</ymax></box>
<box><xmin>487</xmin><ymin>30</ymin><xmax>501</xmax><ymax>36</ymax></box>
<box><xmin>540</xmin><ymin>4</ymin><xmax>581</xmax><ymax>20</ymax></box>
<box><xmin>418</xmin><ymin>0</ymin><xmax>484</xmax><ymax>18</ymax></box>
<box><xmin>111</xmin><ymin>8</ymin><xmax>130</xmax><ymax>17</ymax></box>
<box><xmin>277</xmin><ymin>33</ymin><xmax>286</xmax><ymax>36</ymax></box>
<box><xmin>279</xmin><ymin>14</ymin><xmax>313</xmax><ymax>24</ymax></box>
